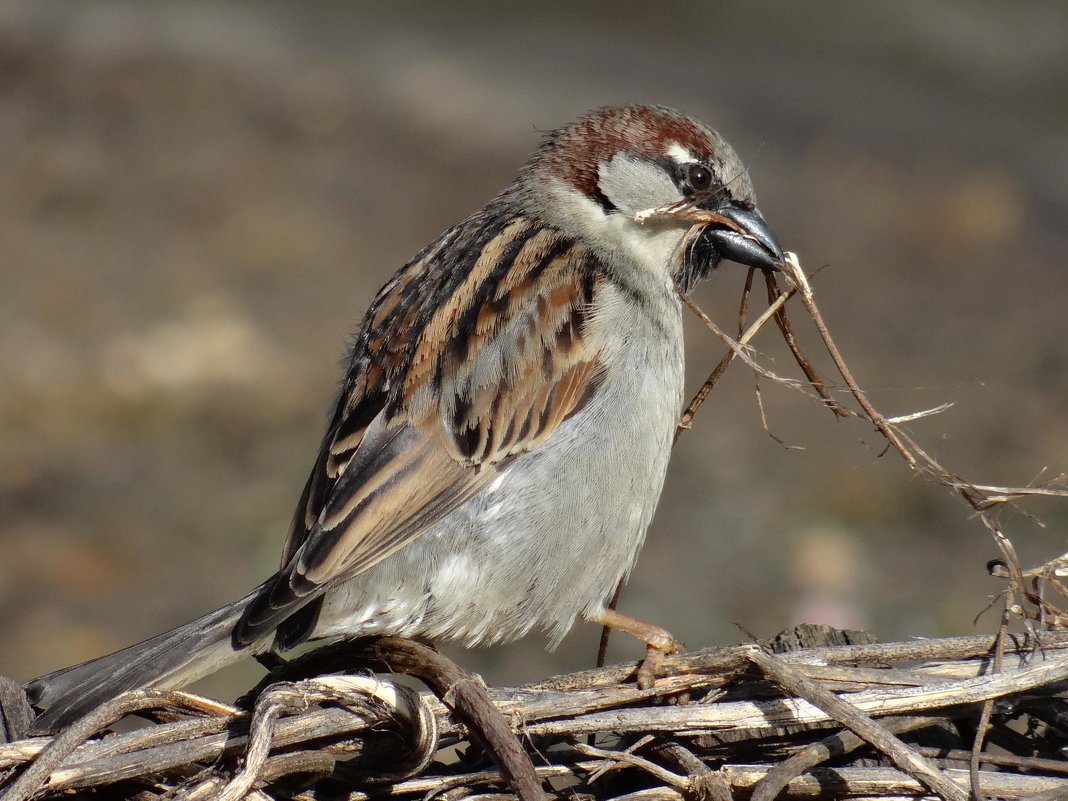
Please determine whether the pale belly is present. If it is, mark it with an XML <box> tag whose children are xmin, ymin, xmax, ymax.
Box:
<box><xmin>315</xmin><ymin>283</ymin><xmax>685</xmax><ymax>648</ymax></box>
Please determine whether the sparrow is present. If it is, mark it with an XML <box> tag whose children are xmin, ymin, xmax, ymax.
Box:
<box><xmin>25</xmin><ymin>104</ymin><xmax>784</xmax><ymax>732</ymax></box>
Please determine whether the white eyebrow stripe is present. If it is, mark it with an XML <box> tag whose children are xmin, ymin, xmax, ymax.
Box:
<box><xmin>666</xmin><ymin>143</ymin><xmax>698</xmax><ymax>164</ymax></box>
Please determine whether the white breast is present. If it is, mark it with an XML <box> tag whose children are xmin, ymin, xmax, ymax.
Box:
<box><xmin>315</xmin><ymin>279</ymin><xmax>687</xmax><ymax>650</ymax></box>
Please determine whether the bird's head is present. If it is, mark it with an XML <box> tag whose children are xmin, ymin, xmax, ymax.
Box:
<box><xmin>527</xmin><ymin>104</ymin><xmax>784</xmax><ymax>292</ymax></box>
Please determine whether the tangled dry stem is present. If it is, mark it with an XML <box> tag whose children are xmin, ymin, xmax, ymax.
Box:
<box><xmin>2</xmin><ymin>631</ymin><xmax>1068</xmax><ymax>800</ymax></box>
<box><xmin>2</xmin><ymin>251</ymin><xmax>1066</xmax><ymax>800</ymax></box>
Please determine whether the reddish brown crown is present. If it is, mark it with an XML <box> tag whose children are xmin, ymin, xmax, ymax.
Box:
<box><xmin>538</xmin><ymin>105</ymin><xmax>723</xmax><ymax>199</ymax></box>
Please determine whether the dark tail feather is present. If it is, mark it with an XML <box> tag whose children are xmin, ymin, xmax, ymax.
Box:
<box><xmin>25</xmin><ymin>588</ymin><xmax>265</xmax><ymax>733</ymax></box>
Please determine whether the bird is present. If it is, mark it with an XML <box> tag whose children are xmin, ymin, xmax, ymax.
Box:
<box><xmin>25</xmin><ymin>104</ymin><xmax>784</xmax><ymax>733</ymax></box>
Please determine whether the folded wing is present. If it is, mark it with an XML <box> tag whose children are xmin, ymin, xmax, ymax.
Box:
<box><xmin>234</xmin><ymin>214</ymin><xmax>606</xmax><ymax>648</ymax></box>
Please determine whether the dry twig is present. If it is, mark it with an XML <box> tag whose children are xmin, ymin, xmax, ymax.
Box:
<box><xmin>5</xmin><ymin>233</ymin><xmax>1067</xmax><ymax>800</ymax></box>
<box><xmin>2</xmin><ymin>631</ymin><xmax>1067</xmax><ymax>799</ymax></box>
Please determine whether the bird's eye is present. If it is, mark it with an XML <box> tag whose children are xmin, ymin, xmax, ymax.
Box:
<box><xmin>686</xmin><ymin>163</ymin><xmax>713</xmax><ymax>192</ymax></box>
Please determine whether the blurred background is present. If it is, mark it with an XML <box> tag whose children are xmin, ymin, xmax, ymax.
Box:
<box><xmin>1</xmin><ymin>1</ymin><xmax>1066</xmax><ymax>702</ymax></box>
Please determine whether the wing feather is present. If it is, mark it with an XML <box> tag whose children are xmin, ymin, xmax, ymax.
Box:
<box><xmin>235</xmin><ymin>210</ymin><xmax>606</xmax><ymax>647</ymax></box>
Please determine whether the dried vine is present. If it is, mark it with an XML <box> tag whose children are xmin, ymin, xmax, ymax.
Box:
<box><xmin>2</xmin><ymin>251</ymin><xmax>1066</xmax><ymax>800</ymax></box>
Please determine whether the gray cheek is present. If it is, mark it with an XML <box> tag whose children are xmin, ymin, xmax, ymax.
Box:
<box><xmin>598</xmin><ymin>153</ymin><xmax>682</xmax><ymax>216</ymax></box>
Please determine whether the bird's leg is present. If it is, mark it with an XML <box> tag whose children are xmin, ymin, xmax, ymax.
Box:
<box><xmin>588</xmin><ymin>608</ymin><xmax>683</xmax><ymax>688</ymax></box>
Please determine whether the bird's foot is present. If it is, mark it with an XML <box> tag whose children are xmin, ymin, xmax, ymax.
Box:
<box><xmin>588</xmin><ymin>608</ymin><xmax>683</xmax><ymax>688</ymax></box>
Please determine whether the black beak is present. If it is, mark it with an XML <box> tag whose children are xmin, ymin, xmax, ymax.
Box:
<box><xmin>699</xmin><ymin>204</ymin><xmax>785</xmax><ymax>273</ymax></box>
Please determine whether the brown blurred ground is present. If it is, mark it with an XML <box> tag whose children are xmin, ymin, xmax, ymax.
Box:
<box><xmin>1</xmin><ymin>1</ymin><xmax>1066</xmax><ymax>701</ymax></box>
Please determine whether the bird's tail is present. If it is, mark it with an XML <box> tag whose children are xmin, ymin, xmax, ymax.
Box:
<box><xmin>25</xmin><ymin>585</ymin><xmax>267</xmax><ymax>733</ymax></box>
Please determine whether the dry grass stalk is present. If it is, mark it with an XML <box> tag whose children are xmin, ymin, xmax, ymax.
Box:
<box><xmin>2</xmin><ymin>228</ymin><xmax>1066</xmax><ymax>800</ymax></box>
<box><xmin>1</xmin><ymin>632</ymin><xmax>1067</xmax><ymax>799</ymax></box>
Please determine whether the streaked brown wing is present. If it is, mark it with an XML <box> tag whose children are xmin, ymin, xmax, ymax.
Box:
<box><xmin>235</xmin><ymin>212</ymin><xmax>606</xmax><ymax>647</ymax></box>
